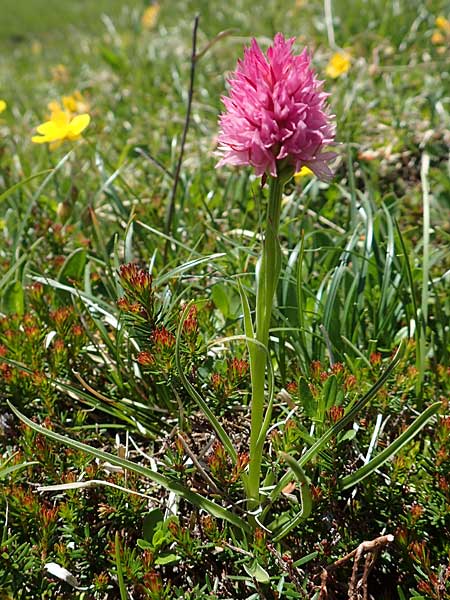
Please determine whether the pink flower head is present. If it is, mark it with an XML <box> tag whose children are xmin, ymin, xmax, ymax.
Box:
<box><xmin>216</xmin><ymin>33</ymin><xmax>336</xmax><ymax>179</ymax></box>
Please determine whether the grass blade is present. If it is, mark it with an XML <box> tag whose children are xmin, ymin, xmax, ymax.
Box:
<box><xmin>419</xmin><ymin>153</ymin><xmax>430</xmax><ymax>393</ymax></box>
<box><xmin>340</xmin><ymin>401</ymin><xmax>441</xmax><ymax>489</ymax></box>
<box><xmin>269</xmin><ymin>342</ymin><xmax>404</xmax><ymax>503</ymax></box>
<box><xmin>271</xmin><ymin>452</ymin><xmax>312</xmax><ymax>542</ymax></box>
<box><xmin>156</xmin><ymin>253</ymin><xmax>226</xmax><ymax>286</ymax></box>
<box><xmin>0</xmin><ymin>170</ymin><xmax>52</xmax><ymax>204</ymax></box>
<box><xmin>115</xmin><ymin>532</ymin><xmax>128</xmax><ymax>600</ymax></box>
<box><xmin>0</xmin><ymin>461</ymin><xmax>39</xmax><ymax>480</ymax></box>
<box><xmin>7</xmin><ymin>401</ymin><xmax>251</xmax><ymax>533</ymax></box>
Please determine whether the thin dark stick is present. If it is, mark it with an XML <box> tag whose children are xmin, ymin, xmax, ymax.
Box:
<box><xmin>133</xmin><ymin>147</ymin><xmax>174</xmax><ymax>179</ymax></box>
<box><xmin>175</xmin><ymin>432</ymin><xmax>221</xmax><ymax>495</ymax></box>
<box><xmin>266</xmin><ymin>543</ymin><xmax>309</xmax><ymax>598</ymax></box>
<box><xmin>163</xmin><ymin>15</ymin><xmax>200</xmax><ymax>261</ymax></box>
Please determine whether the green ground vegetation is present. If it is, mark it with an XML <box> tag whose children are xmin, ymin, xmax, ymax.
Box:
<box><xmin>0</xmin><ymin>0</ymin><xmax>449</xmax><ymax>598</ymax></box>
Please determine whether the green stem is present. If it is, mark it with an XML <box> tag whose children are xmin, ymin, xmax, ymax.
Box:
<box><xmin>247</xmin><ymin>174</ymin><xmax>284</xmax><ymax>507</ymax></box>
<box><xmin>115</xmin><ymin>531</ymin><xmax>128</xmax><ymax>600</ymax></box>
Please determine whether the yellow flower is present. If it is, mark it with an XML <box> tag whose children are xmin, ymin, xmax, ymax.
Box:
<box><xmin>47</xmin><ymin>92</ymin><xmax>89</xmax><ymax>121</ymax></box>
<box><xmin>31</xmin><ymin>40</ymin><xmax>42</xmax><ymax>55</ymax></box>
<box><xmin>0</xmin><ymin>100</ymin><xmax>7</xmax><ymax>114</ymax></box>
<box><xmin>325</xmin><ymin>51</ymin><xmax>351</xmax><ymax>78</ymax></box>
<box><xmin>431</xmin><ymin>31</ymin><xmax>445</xmax><ymax>45</ymax></box>
<box><xmin>48</xmin><ymin>100</ymin><xmax>64</xmax><ymax>118</ymax></box>
<box><xmin>32</xmin><ymin>111</ymin><xmax>90</xmax><ymax>150</ymax></box>
<box><xmin>62</xmin><ymin>96</ymin><xmax>77</xmax><ymax>113</ymax></box>
<box><xmin>294</xmin><ymin>166</ymin><xmax>314</xmax><ymax>183</ymax></box>
<box><xmin>141</xmin><ymin>3</ymin><xmax>160</xmax><ymax>29</ymax></box>
<box><xmin>51</xmin><ymin>64</ymin><xmax>69</xmax><ymax>83</ymax></box>
<box><xmin>436</xmin><ymin>16</ymin><xmax>450</xmax><ymax>34</ymax></box>
<box><xmin>62</xmin><ymin>91</ymin><xmax>89</xmax><ymax>114</ymax></box>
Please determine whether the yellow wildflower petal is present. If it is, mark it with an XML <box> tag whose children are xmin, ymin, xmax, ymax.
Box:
<box><xmin>49</xmin><ymin>140</ymin><xmax>64</xmax><ymax>151</ymax></box>
<box><xmin>33</xmin><ymin>112</ymin><xmax>71</xmax><ymax>144</ymax></box>
<box><xmin>33</xmin><ymin>127</ymin><xmax>65</xmax><ymax>142</ymax></box>
<box><xmin>32</xmin><ymin>135</ymin><xmax>51</xmax><ymax>144</ymax></box>
<box><xmin>0</xmin><ymin>100</ymin><xmax>6</xmax><ymax>113</ymax></box>
<box><xmin>141</xmin><ymin>3</ymin><xmax>160</xmax><ymax>29</ymax></box>
<box><xmin>67</xmin><ymin>113</ymin><xmax>90</xmax><ymax>138</ymax></box>
<box><xmin>436</xmin><ymin>16</ymin><xmax>450</xmax><ymax>34</ymax></box>
<box><xmin>48</xmin><ymin>100</ymin><xmax>61</xmax><ymax>113</ymax></box>
<box><xmin>431</xmin><ymin>31</ymin><xmax>445</xmax><ymax>45</ymax></box>
<box><xmin>41</xmin><ymin>110</ymin><xmax>70</xmax><ymax>129</ymax></box>
<box><xmin>36</xmin><ymin>121</ymin><xmax>60</xmax><ymax>136</ymax></box>
<box><xmin>51</xmin><ymin>63</ymin><xmax>69</xmax><ymax>83</ymax></box>
<box><xmin>62</xmin><ymin>95</ymin><xmax>77</xmax><ymax>113</ymax></box>
<box><xmin>52</xmin><ymin>110</ymin><xmax>71</xmax><ymax>127</ymax></box>
<box><xmin>294</xmin><ymin>166</ymin><xmax>314</xmax><ymax>183</ymax></box>
<box><xmin>326</xmin><ymin>51</ymin><xmax>351</xmax><ymax>78</ymax></box>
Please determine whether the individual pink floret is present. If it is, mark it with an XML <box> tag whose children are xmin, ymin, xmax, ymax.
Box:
<box><xmin>216</xmin><ymin>33</ymin><xmax>336</xmax><ymax>179</ymax></box>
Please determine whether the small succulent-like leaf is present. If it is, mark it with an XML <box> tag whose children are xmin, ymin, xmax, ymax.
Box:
<box><xmin>143</xmin><ymin>508</ymin><xmax>164</xmax><ymax>542</ymax></box>
<box><xmin>2</xmin><ymin>280</ymin><xmax>24</xmax><ymax>315</ymax></box>
<box><xmin>155</xmin><ymin>553</ymin><xmax>180</xmax><ymax>566</ymax></box>
<box><xmin>243</xmin><ymin>560</ymin><xmax>270</xmax><ymax>583</ymax></box>
<box><xmin>322</xmin><ymin>374</ymin><xmax>338</xmax><ymax>413</ymax></box>
<box><xmin>57</xmin><ymin>248</ymin><xmax>87</xmax><ymax>284</ymax></box>
<box><xmin>298</xmin><ymin>376</ymin><xmax>315</xmax><ymax>418</ymax></box>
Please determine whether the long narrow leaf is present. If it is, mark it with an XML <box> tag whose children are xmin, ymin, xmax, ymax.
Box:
<box><xmin>156</xmin><ymin>253</ymin><xmax>226</xmax><ymax>286</ymax></box>
<box><xmin>0</xmin><ymin>170</ymin><xmax>52</xmax><ymax>204</ymax></box>
<box><xmin>340</xmin><ymin>401</ymin><xmax>441</xmax><ymax>489</ymax></box>
<box><xmin>418</xmin><ymin>153</ymin><xmax>430</xmax><ymax>393</ymax></box>
<box><xmin>13</xmin><ymin>152</ymin><xmax>73</xmax><ymax>257</ymax></box>
<box><xmin>0</xmin><ymin>238</ymin><xmax>43</xmax><ymax>292</ymax></box>
<box><xmin>2</xmin><ymin>356</ymin><xmax>148</xmax><ymax>430</ymax></box>
<box><xmin>7</xmin><ymin>402</ymin><xmax>251</xmax><ymax>533</ymax></box>
<box><xmin>237</xmin><ymin>279</ymin><xmax>255</xmax><ymax>348</ymax></box>
<box><xmin>322</xmin><ymin>227</ymin><xmax>360</xmax><ymax>337</ymax></box>
<box><xmin>115</xmin><ymin>532</ymin><xmax>128</xmax><ymax>600</ymax></box>
<box><xmin>269</xmin><ymin>342</ymin><xmax>404</xmax><ymax>503</ymax></box>
<box><xmin>295</xmin><ymin>232</ymin><xmax>310</xmax><ymax>366</ymax></box>
<box><xmin>0</xmin><ymin>461</ymin><xmax>39</xmax><ymax>480</ymax></box>
<box><xmin>271</xmin><ymin>452</ymin><xmax>312</xmax><ymax>542</ymax></box>
<box><xmin>136</xmin><ymin>220</ymin><xmax>203</xmax><ymax>256</ymax></box>
<box><xmin>378</xmin><ymin>204</ymin><xmax>395</xmax><ymax>319</ymax></box>
<box><xmin>394</xmin><ymin>221</ymin><xmax>421</xmax><ymax>380</ymax></box>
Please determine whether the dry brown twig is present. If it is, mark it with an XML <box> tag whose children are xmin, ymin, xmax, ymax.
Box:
<box><xmin>319</xmin><ymin>534</ymin><xmax>394</xmax><ymax>600</ymax></box>
<box><xmin>175</xmin><ymin>432</ymin><xmax>221</xmax><ymax>494</ymax></box>
<box><xmin>266</xmin><ymin>543</ymin><xmax>309</xmax><ymax>599</ymax></box>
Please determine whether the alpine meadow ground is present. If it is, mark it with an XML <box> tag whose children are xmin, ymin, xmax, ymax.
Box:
<box><xmin>0</xmin><ymin>1</ymin><xmax>449</xmax><ymax>598</ymax></box>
